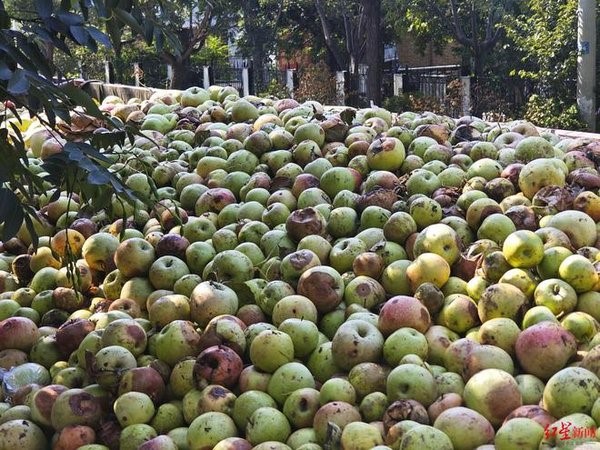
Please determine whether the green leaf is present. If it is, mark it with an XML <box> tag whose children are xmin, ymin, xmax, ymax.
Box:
<box><xmin>59</xmin><ymin>83</ymin><xmax>104</xmax><ymax>119</ymax></box>
<box><xmin>0</xmin><ymin>188</ymin><xmax>24</xmax><ymax>241</ymax></box>
<box><xmin>0</xmin><ymin>60</ymin><xmax>12</xmax><ymax>80</ymax></box>
<box><xmin>87</xmin><ymin>26</ymin><xmax>112</xmax><ymax>48</ymax></box>
<box><xmin>94</xmin><ymin>0</ymin><xmax>108</xmax><ymax>18</ymax></box>
<box><xmin>70</xmin><ymin>25</ymin><xmax>89</xmax><ymax>45</ymax></box>
<box><xmin>35</xmin><ymin>0</ymin><xmax>53</xmax><ymax>19</ymax></box>
<box><xmin>113</xmin><ymin>8</ymin><xmax>145</xmax><ymax>35</ymax></box>
<box><xmin>56</xmin><ymin>11</ymin><xmax>85</xmax><ymax>26</ymax></box>
<box><xmin>7</xmin><ymin>70</ymin><xmax>29</xmax><ymax>95</ymax></box>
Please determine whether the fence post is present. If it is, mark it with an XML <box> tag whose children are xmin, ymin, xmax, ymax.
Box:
<box><xmin>393</xmin><ymin>73</ymin><xmax>403</xmax><ymax>96</ymax></box>
<box><xmin>133</xmin><ymin>62</ymin><xmax>141</xmax><ymax>87</ymax></box>
<box><xmin>203</xmin><ymin>66</ymin><xmax>211</xmax><ymax>89</ymax></box>
<box><xmin>104</xmin><ymin>61</ymin><xmax>111</xmax><ymax>83</ymax></box>
<box><xmin>336</xmin><ymin>71</ymin><xmax>346</xmax><ymax>105</ymax></box>
<box><xmin>286</xmin><ymin>69</ymin><xmax>295</xmax><ymax>98</ymax></box>
<box><xmin>460</xmin><ymin>76</ymin><xmax>471</xmax><ymax>117</ymax></box>
<box><xmin>242</xmin><ymin>67</ymin><xmax>250</xmax><ymax>97</ymax></box>
<box><xmin>166</xmin><ymin>65</ymin><xmax>173</xmax><ymax>88</ymax></box>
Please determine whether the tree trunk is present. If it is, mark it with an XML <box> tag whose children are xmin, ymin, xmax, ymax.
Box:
<box><xmin>169</xmin><ymin>59</ymin><xmax>197</xmax><ymax>90</ymax></box>
<box><xmin>361</xmin><ymin>0</ymin><xmax>383</xmax><ymax>105</ymax></box>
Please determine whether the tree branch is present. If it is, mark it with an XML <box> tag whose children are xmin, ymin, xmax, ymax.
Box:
<box><xmin>448</xmin><ymin>0</ymin><xmax>471</xmax><ymax>47</ymax></box>
<box><xmin>180</xmin><ymin>2</ymin><xmax>214</xmax><ymax>61</ymax></box>
<box><xmin>314</xmin><ymin>0</ymin><xmax>346</xmax><ymax>70</ymax></box>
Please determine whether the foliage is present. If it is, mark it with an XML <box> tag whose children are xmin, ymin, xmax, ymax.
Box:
<box><xmin>523</xmin><ymin>94</ymin><xmax>587</xmax><ymax>131</ymax></box>
<box><xmin>383</xmin><ymin>79</ymin><xmax>464</xmax><ymax>116</ymax></box>
<box><xmin>382</xmin><ymin>94</ymin><xmax>412</xmax><ymax>113</ymax></box>
<box><xmin>259</xmin><ymin>79</ymin><xmax>292</xmax><ymax>99</ymax></box>
<box><xmin>191</xmin><ymin>35</ymin><xmax>231</xmax><ymax>66</ymax></box>
<box><xmin>0</xmin><ymin>0</ymin><xmax>174</xmax><ymax>242</ymax></box>
<box><xmin>295</xmin><ymin>61</ymin><xmax>338</xmax><ymax>105</ymax></box>
<box><xmin>382</xmin><ymin>93</ymin><xmax>446</xmax><ymax>115</ymax></box>
<box><xmin>384</xmin><ymin>0</ymin><xmax>519</xmax><ymax>75</ymax></box>
<box><xmin>502</xmin><ymin>0</ymin><xmax>578</xmax><ymax>101</ymax></box>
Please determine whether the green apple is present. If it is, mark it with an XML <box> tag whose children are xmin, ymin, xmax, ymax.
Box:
<box><xmin>187</xmin><ymin>412</ymin><xmax>238</xmax><ymax>450</ymax></box>
<box><xmin>181</xmin><ymin>87</ymin><xmax>210</xmax><ymax>107</ymax></box>
<box><xmin>533</xmin><ymin>278</ymin><xmax>578</xmax><ymax>316</ymax></box>
<box><xmin>387</xmin><ymin>363</ymin><xmax>437</xmax><ymax>407</ymax></box>
<box><xmin>558</xmin><ymin>254</ymin><xmax>599</xmax><ymax>293</ymax></box>
<box><xmin>542</xmin><ymin>367</ymin><xmax>600</xmax><ymax>418</ymax></box>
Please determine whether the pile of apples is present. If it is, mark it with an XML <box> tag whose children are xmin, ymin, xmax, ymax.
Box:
<box><xmin>2</xmin><ymin>84</ymin><xmax>600</xmax><ymax>450</ymax></box>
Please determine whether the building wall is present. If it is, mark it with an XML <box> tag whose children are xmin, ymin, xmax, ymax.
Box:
<box><xmin>396</xmin><ymin>33</ymin><xmax>462</xmax><ymax>68</ymax></box>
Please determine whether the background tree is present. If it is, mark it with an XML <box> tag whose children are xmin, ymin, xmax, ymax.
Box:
<box><xmin>135</xmin><ymin>0</ymin><xmax>228</xmax><ymax>89</ymax></box>
<box><xmin>361</xmin><ymin>0</ymin><xmax>383</xmax><ymax>104</ymax></box>
<box><xmin>502</xmin><ymin>0</ymin><xmax>577</xmax><ymax>100</ymax></box>
<box><xmin>385</xmin><ymin>0</ymin><xmax>519</xmax><ymax>76</ymax></box>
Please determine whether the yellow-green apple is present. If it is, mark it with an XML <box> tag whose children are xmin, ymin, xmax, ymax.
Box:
<box><xmin>477</xmin><ymin>283</ymin><xmax>529</xmax><ymax>323</ymax></box>
<box><xmin>560</xmin><ymin>311</ymin><xmax>599</xmax><ymax>345</ymax></box>
<box><xmin>152</xmin><ymin>320</ymin><xmax>201</xmax><ymax>367</ymax></box>
<box><xmin>245</xmin><ymin>406</ymin><xmax>291</xmax><ymax>446</ymax></box>
<box><xmin>542</xmin><ymin>367</ymin><xmax>600</xmax><ymax>418</ymax></box>
<box><xmin>545</xmin><ymin>210</ymin><xmax>597</xmax><ymax>249</ymax></box>
<box><xmin>406</xmin><ymin>252</ymin><xmax>451</xmax><ymax>292</ymax></box>
<box><xmin>366</xmin><ymin>137</ymin><xmax>405</xmax><ymax>171</ymax></box>
<box><xmin>340</xmin><ymin>421</ymin><xmax>385</xmax><ymax>449</ymax></box>
<box><xmin>113</xmin><ymin>238</ymin><xmax>156</xmax><ymax>279</ymax></box>
<box><xmin>477</xmin><ymin>317</ymin><xmax>520</xmax><ymax>356</ymax></box>
<box><xmin>249</xmin><ymin>329</ymin><xmax>294</xmax><ymax>373</ymax></box>
<box><xmin>477</xmin><ymin>214</ymin><xmax>516</xmax><ymax>246</ymax></box>
<box><xmin>534</xmin><ymin>278</ymin><xmax>577</xmax><ymax>316</ymax></box>
<box><xmin>187</xmin><ymin>412</ymin><xmax>238</xmax><ymax>450</ymax></box>
<box><xmin>502</xmin><ymin>230</ymin><xmax>544</xmax><ymax>268</ymax></box>
<box><xmin>514</xmin><ymin>136</ymin><xmax>556</xmax><ymax>161</ymax></box>
<box><xmin>412</xmin><ymin>223</ymin><xmax>462</xmax><ymax>265</ymax></box>
<box><xmin>463</xmin><ymin>368</ymin><xmax>522</xmax><ymax>427</ymax></box>
<box><xmin>433</xmin><ymin>406</ymin><xmax>495</xmax><ymax>450</ymax></box>
<box><xmin>436</xmin><ymin>294</ymin><xmax>480</xmax><ymax>335</ymax></box>
<box><xmin>148</xmin><ymin>255</ymin><xmax>190</xmax><ymax>290</ymax></box>
<box><xmin>463</xmin><ymin>344</ymin><xmax>515</xmax><ymax>380</ymax></box>
<box><xmin>113</xmin><ymin>391</ymin><xmax>155</xmax><ymax>427</ymax></box>
<box><xmin>93</xmin><ymin>346</ymin><xmax>137</xmax><ymax>390</ymax></box>
<box><xmin>382</xmin><ymin>327</ymin><xmax>428</xmax><ymax>366</ymax></box>
<box><xmin>518</xmin><ymin>158</ymin><xmax>567</xmax><ymax>199</ymax></box>
<box><xmin>387</xmin><ymin>363</ymin><xmax>437</xmax><ymax>407</ymax></box>
<box><xmin>329</xmin><ymin>238</ymin><xmax>368</xmax><ymax>274</ymax></box>
<box><xmin>189</xmin><ymin>281</ymin><xmax>238</xmax><ymax>328</ymax></box>
<box><xmin>494</xmin><ymin>417</ymin><xmax>545</xmax><ymax>450</ymax></box>
<box><xmin>536</xmin><ymin>246</ymin><xmax>573</xmax><ymax>280</ymax></box>
<box><xmin>278</xmin><ymin>318</ymin><xmax>319</xmax><ymax>358</ymax></box>
<box><xmin>558</xmin><ymin>254</ymin><xmax>599</xmax><ymax>293</ymax></box>
<box><xmin>409</xmin><ymin>197</ymin><xmax>443</xmax><ymax>230</ymax></box>
<box><xmin>331</xmin><ymin>319</ymin><xmax>384</xmax><ymax>370</ymax></box>
<box><xmin>232</xmin><ymin>390</ymin><xmax>277</xmax><ymax>431</ymax></box>
<box><xmin>267</xmin><ymin>362</ymin><xmax>315</xmax><ymax>406</ymax></box>
<box><xmin>343</xmin><ymin>275</ymin><xmax>386</xmax><ymax>310</ymax></box>
<box><xmin>181</xmin><ymin>87</ymin><xmax>210</xmax><ymax>107</ymax></box>
<box><xmin>0</xmin><ymin>419</ymin><xmax>47</xmax><ymax>449</ymax></box>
